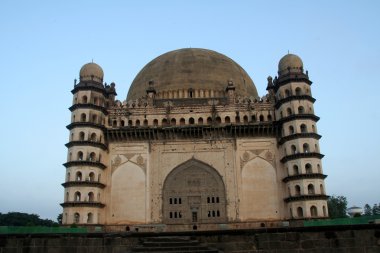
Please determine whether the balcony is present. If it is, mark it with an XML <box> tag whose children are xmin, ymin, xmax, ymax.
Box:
<box><xmin>275</xmin><ymin>95</ymin><xmax>316</xmax><ymax>109</ymax></box>
<box><xmin>284</xmin><ymin>194</ymin><xmax>328</xmax><ymax>203</ymax></box>
<box><xmin>61</xmin><ymin>181</ymin><xmax>106</xmax><ymax>188</ymax></box>
<box><xmin>63</xmin><ymin>160</ymin><xmax>106</xmax><ymax>170</ymax></box>
<box><xmin>69</xmin><ymin>103</ymin><xmax>108</xmax><ymax>114</ymax></box>
<box><xmin>278</xmin><ymin>132</ymin><xmax>321</xmax><ymax>145</ymax></box>
<box><xmin>65</xmin><ymin>140</ymin><xmax>107</xmax><ymax>150</ymax></box>
<box><xmin>281</xmin><ymin>152</ymin><xmax>324</xmax><ymax>163</ymax></box>
<box><xmin>283</xmin><ymin>173</ymin><xmax>327</xmax><ymax>183</ymax></box>
<box><xmin>60</xmin><ymin>201</ymin><xmax>105</xmax><ymax>208</ymax></box>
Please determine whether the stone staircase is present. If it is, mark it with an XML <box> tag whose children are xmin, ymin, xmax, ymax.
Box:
<box><xmin>130</xmin><ymin>236</ymin><xmax>221</xmax><ymax>253</ymax></box>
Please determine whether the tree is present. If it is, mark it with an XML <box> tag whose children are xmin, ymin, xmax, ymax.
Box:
<box><xmin>373</xmin><ymin>204</ymin><xmax>380</xmax><ymax>215</ymax></box>
<box><xmin>57</xmin><ymin>213</ymin><xmax>63</xmax><ymax>225</ymax></box>
<box><xmin>364</xmin><ymin>204</ymin><xmax>372</xmax><ymax>216</ymax></box>
<box><xmin>327</xmin><ymin>195</ymin><xmax>348</xmax><ymax>218</ymax></box>
<box><xmin>0</xmin><ymin>212</ymin><xmax>57</xmax><ymax>226</ymax></box>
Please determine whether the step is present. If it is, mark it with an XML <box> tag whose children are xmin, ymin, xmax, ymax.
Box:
<box><xmin>132</xmin><ymin>245</ymin><xmax>209</xmax><ymax>252</ymax></box>
<box><xmin>142</xmin><ymin>240</ymin><xmax>200</xmax><ymax>247</ymax></box>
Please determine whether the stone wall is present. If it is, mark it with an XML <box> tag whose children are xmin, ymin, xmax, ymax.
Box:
<box><xmin>1</xmin><ymin>224</ymin><xmax>379</xmax><ymax>253</ymax></box>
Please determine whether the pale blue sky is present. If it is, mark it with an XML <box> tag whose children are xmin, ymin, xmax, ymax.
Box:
<box><xmin>0</xmin><ymin>1</ymin><xmax>379</xmax><ymax>220</ymax></box>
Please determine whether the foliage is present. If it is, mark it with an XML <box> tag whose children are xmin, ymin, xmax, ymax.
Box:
<box><xmin>327</xmin><ymin>195</ymin><xmax>348</xmax><ymax>218</ymax></box>
<box><xmin>373</xmin><ymin>204</ymin><xmax>380</xmax><ymax>215</ymax></box>
<box><xmin>364</xmin><ymin>204</ymin><xmax>372</xmax><ymax>216</ymax></box>
<box><xmin>57</xmin><ymin>213</ymin><xmax>63</xmax><ymax>225</ymax></box>
<box><xmin>0</xmin><ymin>212</ymin><xmax>58</xmax><ymax>226</ymax></box>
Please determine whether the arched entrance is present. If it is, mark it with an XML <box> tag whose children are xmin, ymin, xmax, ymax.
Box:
<box><xmin>162</xmin><ymin>159</ymin><xmax>227</xmax><ymax>224</ymax></box>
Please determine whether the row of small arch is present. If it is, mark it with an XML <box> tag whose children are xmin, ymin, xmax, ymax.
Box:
<box><xmin>279</xmin><ymin>106</ymin><xmax>313</xmax><ymax>118</ymax></box>
<box><xmin>277</xmin><ymin>86</ymin><xmax>310</xmax><ymax>100</ymax></box>
<box><xmin>289</xmin><ymin>183</ymin><xmax>324</xmax><ymax>196</ymax></box>
<box><xmin>292</xmin><ymin>205</ymin><xmax>326</xmax><ymax>218</ymax></box>
<box><xmin>111</xmin><ymin>114</ymin><xmax>273</xmax><ymax>128</ymax></box>
<box><xmin>69</xmin><ymin>151</ymin><xmax>102</xmax><ymax>163</ymax></box>
<box><xmin>289</xmin><ymin>163</ymin><xmax>322</xmax><ymax>176</ymax></box>
<box><xmin>75</xmin><ymin>95</ymin><xmax>107</xmax><ymax>107</ymax></box>
<box><xmin>67</xmin><ymin>171</ymin><xmax>101</xmax><ymax>183</ymax></box>
<box><xmin>68</xmin><ymin>191</ymin><xmax>100</xmax><ymax>202</ymax></box>
<box><xmin>70</xmin><ymin>131</ymin><xmax>102</xmax><ymax>143</ymax></box>
<box><xmin>71</xmin><ymin>212</ymin><xmax>94</xmax><ymax>224</ymax></box>
<box><xmin>285</xmin><ymin>143</ymin><xmax>319</xmax><ymax>155</ymax></box>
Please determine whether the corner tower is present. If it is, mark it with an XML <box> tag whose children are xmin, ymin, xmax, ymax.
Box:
<box><xmin>274</xmin><ymin>54</ymin><xmax>328</xmax><ymax>219</ymax></box>
<box><xmin>61</xmin><ymin>62</ymin><xmax>116</xmax><ymax>225</ymax></box>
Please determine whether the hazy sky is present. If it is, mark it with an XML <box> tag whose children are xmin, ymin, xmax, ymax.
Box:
<box><xmin>1</xmin><ymin>1</ymin><xmax>379</xmax><ymax>220</ymax></box>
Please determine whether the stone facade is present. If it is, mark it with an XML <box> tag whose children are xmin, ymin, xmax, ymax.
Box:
<box><xmin>61</xmin><ymin>48</ymin><xmax>328</xmax><ymax>229</ymax></box>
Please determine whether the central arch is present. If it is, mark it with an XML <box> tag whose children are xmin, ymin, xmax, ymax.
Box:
<box><xmin>162</xmin><ymin>159</ymin><xmax>227</xmax><ymax>224</ymax></box>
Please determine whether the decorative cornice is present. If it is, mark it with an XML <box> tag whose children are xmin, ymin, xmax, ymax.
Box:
<box><xmin>284</xmin><ymin>194</ymin><xmax>328</xmax><ymax>203</ymax></box>
<box><xmin>277</xmin><ymin>114</ymin><xmax>320</xmax><ymax>125</ymax></box>
<box><xmin>63</xmin><ymin>161</ymin><xmax>106</xmax><ymax>170</ymax></box>
<box><xmin>278</xmin><ymin>133</ymin><xmax>321</xmax><ymax>145</ymax></box>
<box><xmin>65</xmin><ymin>141</ymin><xmax>108</xmax><ymax>150</ymax></box>
<box><xmin>280</xmin><ymin>152</ymin><xmax>324</xmax><ymax>163</ymax></box>
<box><xmin>61</xmin><ymin>181</ymin><xmax>106</xmax><ymax>188</ymax></box>
<box><xmin>283</xmin><ymin>173</ymin><xmax>327</xmax><ymax>183</ymax></box>
<box><xmin>69</xmin><ymin>103</ymin><xmax>108</xmax><ymax>115</ymax></box>
<box><xmin>71</xmin><ymin>83</ymin><xmax>106</xmax><ymax>95</ymax></box>
<box><xmin>275</xmin><ymin>95</ymin><xmax>316</xmax><ymax>109</ymax></box>
<box><xmin>60</xmin><ymin>201</ymin><xmax>105</xmax><ymax>208</ymax></box>
<box><xmin>106</xmin><ymin>123</ymin><xmax>278</xmax><ymax>142</ymax></box>
<box><xmin>66</xmin><ymin>122</ymin><xmax>106</xmax><ymax>131</ymax></box>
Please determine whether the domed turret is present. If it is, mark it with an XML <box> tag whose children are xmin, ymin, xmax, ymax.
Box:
<box><xmin>278</xmin><ymin>54</ymin><xmax>303</xmax><ymax>76</ymax></box>
<box><xmin>80</xmin><ymin>62</ymin><xmax>104</xmax><ymax>83</ymax></box>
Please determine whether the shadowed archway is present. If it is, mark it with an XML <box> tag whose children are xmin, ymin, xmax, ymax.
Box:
<box><xmin>162</xmin><ymin>159</ymin><xmax>227</xmax><ymax>224</ymax></box>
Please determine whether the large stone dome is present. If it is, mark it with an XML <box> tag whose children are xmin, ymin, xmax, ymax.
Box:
<box><xmin>127</xmin><ymin>48</ymin><xmax>258</xmax><ymax>100</ymax></box>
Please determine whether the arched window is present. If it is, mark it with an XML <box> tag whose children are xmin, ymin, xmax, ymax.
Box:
<box><xmin>300</xmin><ymin>124</ymin><xmax>307</xmax><ymax>133</ymax></box>
<box><xmin>291</xmin><ymin>145</ymin><xmax>297</xmax><ymax>154</ymax></box>
<box><xmin>295</xmin><ymin>87</ymin><xmax>301</xmax><ymax>96</ymax></box>
<box><xmin>79</xmin><ymin>132</ymin><xmax>85</xmax><ymax>141</ymax></box>
<box><xmin>74</xmin><ymin>192</ymin><xmax>81</xmax><ymax>201</ymax></box>
<box><xmin>285</xmin><ymin>89</ymin><xmax>291</xmax><ymax>97</ymax></box>
<box><xmin>189</xmin><ymin>118</ymin><xmax>195</xmax><ymax>125</ymax></box>
<box><xmin>252</xmin><ymin>115</ymin><xmax>256</xmax><ymax>122</ymax></box>
<box><xmin>293</xmin><ymin>165</ymin><xmax>299</xmax><ymax>175</ymax></box>
<box><xmin>295</xmin><ymin>185</ymin><xmax>301</xmax><ymax>196</ymax></box>
<box><xmin>66</xmin><ymin>172</ymin><xmax>71</xmax><ymax>181</ymax></box>
<box><xmin>153</xmin><ymin>119</ymin><xmax>158</xmax><ymax>126</ymax></box>
<box><xmin>120</xmin><ymin>120</ymin><xmax>125</xmax><ymax>126</ymax></box>
<box><xmin>135</xmin><ymin>120</ymin><xmax>140</xmax><ymax>126</ymax></box>
<box><xmin>297</xmin><ymin>207</ymin><xmax>303</xmax><ymax>218</ymax></box>
<box><xmin>81</xmin><ymin>113</ymin><xmax>86</xmax><ymax>122</ymax></box>
<box><xmin>259</xmin><ymin>115</ymin><xmax>264</xmax><ymax>122</ymax></box>
<box><xmin>87</xmin><ymin>213</ymin><xmax>93</xmax><ymax>224</ymax></box>
<box><xmin>198</xmin><ymin>117</ymin><xmax>204</xmax><ymax>125</ymax></box>
<box><xmin>207</xmin><ymin>117</ymin><xmax>212</xmax><ymax>125</ymax></box>
<box><xmin>180</xmin><ymin>118</ymin><xmax>186</xmax><ymax>125</ymax></box>
<box><xmin>312</xmin><ymin>125</ymin><xmax>316</xmax><ymax>132</ymax></box>
<box><xmin>92</xmin><ymin>114</ymin><xmax>97</xmax><ymax>123</ymax></box>
<box><xmin>77</xmin><ymin>151</ymin><xmax>83</xmax><ymax>161</ymax></box>
<box><xmin>267</xmin><ymin>114</ymin><xmax>272</xmax><ymax>121</ymax></box>
<box><xmin>320</xmin><ymin>184</ymin><xmax>324</xmax><ymax>194</ymax></box>
<box><xmin>310</xmin><ymin>206</ymin><xmax>318</xmax><ymax>217</ymax></box>
<box><xmin>289</xmin><ymin>126</ymin><xmax>295</xmax><ymax>135</ymax></box>
<box><xmin>288</xmin><ymin>187</ymin><xmax>291</xmax><ymax>196</ymax></box>
<box><xmin>298</xmin><ymin>106</ymin><xmax>305</xmax><ymax>114</ymax></box>
<box><xmin>235</xmin><ymin>116</ymin><xmax>240</xmax><ymax>123</ymax></box>
<box><xmin>76</xmin><ymin>171</ymin><xmax>82</xmax><ymax>181</ymax></box>
<box><xmin>171</xmin><ymin>118</ymin><xmax>176</xmax><ymax>126</ymax></box>
<box><xmin>243</xmin><ymin>115</ymin><xmax>248</xmax><ymax>123</ymax></box>
<box><xmin>89</xmin><ymin>172</ymin><xmax>95</xmax><ymax>181</ymax></box>
<box><xmin>82</xmin><ymin>96</ymin><xmax>88</xmax><ymax>103</ymax></box>
<box><xmin>93</xmin><ymin>97</ymin><xmax>98</xmax><ymax>105</ymax></box>
<box><xmin>162</xmin><ymin>118</ymin><xmax>169</xmax><ymax>126</ymax></box>
<box><xmin>303</xmin><ymin>143</ymin><xmax>310</xmax><ymax>153</ymax></box>
<box><xmin>90</xmin><ymin>133</ymin><xmax>96</xmax><ymax>141</ymax></box>
<box><xmin>128</xmin><ymin>120</ymin><xmax>133</xmax><ymax>126</ymax></box>
<box><xmin>74</xmin><ymin>213</ymin><xmax>80</xmax><ymax>223</ymax></box>
<box><xmin>88</xmin><ymin>192</ymin><xmax>94</xmax><ymax>202</ymax></box>
<box><xmin>280</xmin><ymin>111</ymin><xmax>283</xmax><ymax>118</ymax></box>
<box><xmin>89</xmin><ymin>152</ymin><xmax>96</xmax><ymax>161</ymax></box>
<box><xmin>216</xmin><ymin>117</ymin><xmax>221</xmax><ymax>124</ymax></box>
<box><xmin>287</xmin><ymin>108</ymin><xmax>292</xmax><ymax>116</ymax></box>
<box><xmin>308</xmin><ymin>184</ymin><xmax>315</xmax><ymax>195</ymax></box>
<box><xmin>66</xmin><ymin>192</ymin><xmax>69</xmax><ymax>201</ymax></box>
<box><xmin>317</xmin><ymin>164</ymin><xmax>322</xmax><ymax>173</ymax></box>
<box><xmin>142</xmin><ymin>119</ymin><xmax>147</xmax><ymax>126</ymax></box>
<box><xmin>112</xmin><ymin>120</ymin><xmax>117</xmax><ymax>127</ymax></box>
<box><xmin>305</xmin><ymin>163</ymin><xmax>312</xmax><ymax>174</ymax></box>
<box><xmin>323</xmin><ymin>206</ymin><xmax>327</xmax><ymax>216</ymax></box>
<box><xmin>225</xmin><ymin>116</ymin><xmax>230</xmax><ymax>124</ymax></box>
<box><xmin>315</xmin><ymin>144</ymin><xmax>319</xmax><ymax>152</ymax></box>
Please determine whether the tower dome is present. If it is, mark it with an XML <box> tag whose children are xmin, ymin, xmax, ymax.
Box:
<box><xmin>79</xmin><ymin>62</ymin><xmax>104</xmax><ymax>83</ymax></box>
<box><xmin>278</xmin><ymin>54</ymin><xmax>303</xmax><ymax>76</ymax></box>
<box><xmin>127</xmin><ymin>48</ymin><xmax>258</xmax><ymax>100</ymax></box>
